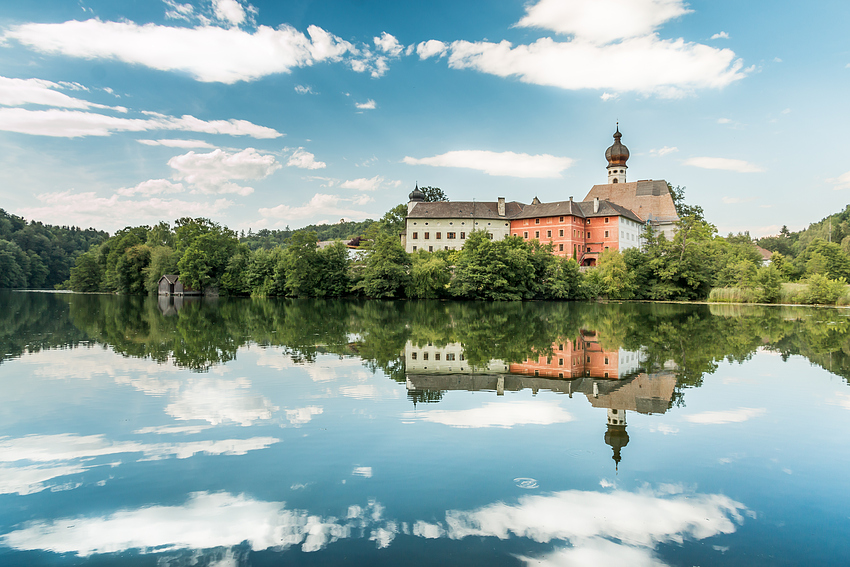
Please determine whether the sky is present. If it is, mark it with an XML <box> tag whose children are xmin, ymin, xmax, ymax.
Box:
<box><xmin>0</xmin><ymin>0</ymin><xmax>848</xmax><ymax>237</ymax></box>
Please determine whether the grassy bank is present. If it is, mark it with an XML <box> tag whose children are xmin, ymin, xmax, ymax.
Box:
<box><xmin>709</xmin><ymin>279</ymin><xmax>850</xmax><ymax>306</ymax></box>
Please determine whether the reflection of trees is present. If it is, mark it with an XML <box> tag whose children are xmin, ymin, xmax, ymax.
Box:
<box><xmin>4</xmin><ymin>292</ymin><xmax>850</xmax><ymax>394</ymax></box>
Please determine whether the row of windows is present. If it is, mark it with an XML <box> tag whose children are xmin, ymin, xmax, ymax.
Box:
<box><xmin>411</xmin><ymin>231</ymin><xmax>464</xmax><ymax>240</ymax></box>
<box><xmin>410</xmin><ymin>352</ymin><xmax>462</xmax><ymax>361</ymax></box>
<box><xmin>529</xmin><ymin>217</ymin><xmax>612</xmax><ymax>225</ymax></box>
<box><xmin>514</xmin><ymin>229</ymin><xmax>618</xmax><ymax>239</ymax></box>
<box><xmin>527</xmin><ymin>355</ymin><xmax>611</xmax><ymax>366</ymax></box>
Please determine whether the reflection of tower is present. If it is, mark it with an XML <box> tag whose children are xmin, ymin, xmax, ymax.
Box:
<box><xmin>604</xmin><ymin>408</ymin><xmax>629</xmax><ymax>471</ymax></box>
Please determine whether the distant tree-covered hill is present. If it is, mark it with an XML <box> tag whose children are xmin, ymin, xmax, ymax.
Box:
<box><xmin>758</xmin><ymin>204</ymin><xmax>850</xmax><ymax>258</ymax></box>
<box><xmin>240</xmin><ymin>219</ymin><xmax>377</xmax><ymax>250</ymax></box>
<box><xmin>0</xmin><ymin>209</ymin><xmax>108</xmax><ymax>288</ymax></box>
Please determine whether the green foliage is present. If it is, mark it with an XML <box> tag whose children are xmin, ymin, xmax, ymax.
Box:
<box><xmin>68</xmin><ymin>249</ymin><xmax>104</xmax><ymax>292</ymax></box>
<box><xmin>420</xmin><ymin>186</ymin><xmax>448</xmax><ymax>202</ymax></box>
<box><xmin>240</xmin><ymin>220</ymin><xmax>377</xmax><ymax>251</ymax></box>
<box><xmin>753</xmin><ymin>264</ymin><xmax>784</xmax><ymax>303</ymax></box>
<box><xmin>177</xmin><ymin>229</ymin><xmax>240</xmax><ymax>291</ymax></box>
<box><xmin>408</xmin><ymin>251</ymin><xmax>451</xmax><ymax>298</ymax></box>
<box><xmin>355</xmin><ymin>232</ymin><xmax>411</xmax><ymax>298</ymax></box>
<box><xmin>104</xmin><ymin>226</ymin><xmax>150</xmax><ymax>292</ymax></box>
<box><xmin>797</xmin><ymin>274</ymin><xmax>847</xmax><ymax>304</ymax></box>
<box><xmin>451</xmin><ymin>233</ymin><xmax>535</xmax><ymax>300</ymax></box>
<box><xmin>377</xmin><ymin>204</ymin><xmax>408</xmax><ymax>237</ymax></box>
<box><xmin>0</xmin><ymin>240</ymin><xmax>29</xmax><ymax>288</ymax></box>
<box><xmin>595</xmin><ymin>249</ymin><xmax>636</xmax><ymax>299</ymax></box>
<box><xmin>144</xmin><ymin>246</ymin><xmax>180</xmax><ymax>294</ymax></box>
<box><xmin>245</xmin><ymin>247</ymin><xmax>287</xmax><ymax>296</ymax></box>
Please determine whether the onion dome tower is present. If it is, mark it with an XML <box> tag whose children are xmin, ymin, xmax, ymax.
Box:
<box><xmin>408</xmin><ymin>182</ymin><xmax>425</xmax><ymax>213</ymax></box>
<box><xmin>605</xmin><ymin>124</ymin><xmax>629</xmax><ymax>184</ymax></box>
<box><xmin>604</xmin><ymin>408</ymin><xmax>629</xmax><ymax>472</ymax></box>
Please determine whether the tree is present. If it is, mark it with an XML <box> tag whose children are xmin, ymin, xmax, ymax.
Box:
<box><xmin>68</xmin><ymin>249</ymin><xmax>103</xmax><ymax>292</ymax></box>
<box><xmin>378</xmin><ymin>204</ymin><xmax>408</xmax><ymax>236</ymax></box>
<box><xmin>668</xmin><ymin>183</ymin><xmax>705</xmax><ymax>221</ymax></box>
<box><xmin>420</xmin><ymin>186</ymin><xmax>448</xmax><ymax>202</ymax></box>
<box><xmin>283</xmin><ymin>231</ymin><xmax>322</xmax><ymax>297</ymax></box>
<box><xmin>596</xmin><ymin>249</ymin><xmax>637</xmax><ymax>299</ymax></box>
<box><xmin>451</xmin><ymin>233</ymin><xmax>534</xmax><ymax>300</ymax></box>
<box><xmin>408</xmin><ymin>251</ymin><xmax>451</xmax><ymax>298</ymax></box>
<box><xmin>355</xmin><ymin>232</ymin><xmax>411</xmax><ymax>298</ymax></box>
<box><xmin>316</xmin><ymin>241</ymin><xmax>352</xmax><ymax>297</ymax></box>
<box><xmin>177</xmin><ymin>230</ymin><xmax>239</xmax><ymax>291</ymax></box>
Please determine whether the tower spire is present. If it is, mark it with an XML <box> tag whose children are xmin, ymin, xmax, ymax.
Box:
<box><xmin>605</xmin><ymin>125</ymin><xmax>629</xmax><ymax>184</ymax></box>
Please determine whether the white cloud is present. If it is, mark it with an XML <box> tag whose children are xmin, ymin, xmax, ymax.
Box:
<box><xmin>404</xmin><ymin>149</ymin><xmax>573</xmax><ymax>178</ymax></box>
<box><xmin>116</xmin><ymin>178</ymin><xmax>184</xmax><ymax>197</ymax></box>
<box><xmin>137</xmin><ymin>138</ymin><xmax>215</xmax><ymax>148</ymax></box>
<box><xmin>356</xmin><ymin>99</ymin><xmax>376</xmax><ymax>110</ymax></box>
<box><xmin>827</xmin><ymin>171</ymin><xmax>850</xmax><ymax>190</ymax></box>
<box><xmin>163</xmin><ymin>0</ymin><xmax>194</xmax><ymax>22</ymax></box>
<box><xmin>717</xmin><ymin>117</ymin><xmax>732</xmax><ymax>124</ymax></box>
<box><xmin>340</xmin><ymin>175</ymin><xmax>385</xmax><ymax>191</ymax></box>
<box><xmin>416</xmin><ymin>40</ymin><xmax>448</xmax><ymax>59</ymax></box>
<box><xmin>649</xmin><ymin>423</ymin><xmax>679</xmax><ymax>435</ymax></box>
<box><xmin>168</xmin><ymin>148</ymin><xmax>281</xmax><ymax>195</ymax></box>
<box><xmin>352</xmin><ymin>466</ymin><xmax>373</xmax><ymax>478</ymax></box>
<box><xmin>374</xmin><ymin>32</ymin><xmax>403</xmax><ymax>57</ymax></box>
<box><xmin>0</xmin><ymin>75</ymin><xmax>126</xmax><ymax>112</ymax></box>
<box><xmin>285</xmin><ymin>406</ymin><xmax>323</xmax><ymax>426</ymax></box>
<box><xmin>517</xmin><ymin>540</ymin><xmax>669</xmax><ymax>567</ymax></box>
<box><xmin>294</xmin><ymin>84</ymin><xmax>315</xmax><ymax>94</ymax></box>
<box><xmin>600</xmin><ymin>92</ymin><xmax>618</xmax><ymax>101</ymax></box>
<box><xmin>828</xmin><ymin>392</ymin><xmax>850</xmax><ymax>411</ymax></box>
<box><xmin>684</xmin><ymin>407</ymin><xmax>766</xmax><ymax>424</ymax></box>
<box><xmin>3</xmin><ymin>20</ymin><xmax>354</xmax><ymax>84</ymax></box>
<box><xmin>287</xmin><ymin>148</ymin><xmax>326</xmax><ymax>169</ymax></box>
<box><xmin>0</xmin><ymin>463</ymin><xmax>88</xmax><ymax>496</ymax></box>
<box><xmin>445</xmin><ymin>35</ymin><xmax>747</xmax><ymax>97</ymax></box>
<box><xmin>0</xmin><ymin>107</ymin><xmax>281</xmax><ymax>138</ymax></box>
<box><xmin>711</xmin><ymin>31</ymin><xmax>730</xmax><ymax>40</ymax></box>
<box><xmin>164</xmin><ymin>377</ymin><xmax>279</xmax><ymax>426</ymax></box>
<box><xmin>683</xmin><ymin>157</ymin><xmax>764</xmax><ymax>173</ymax></box>
<box><xmin>409</xmin><ymin>400</ymin><xmax>573</xmax><ymax>428</ymax></box>
<box><xmin>18</xmin><ymin>190</ymin><xmax>233</xmax><ymax>231</ymax></box>
<box><xmin>516</xmin><ymin>0</ymin><xmax>692</xmax><ymax>44</ymax></box>
<box><xmin>650</xmin><ymin>146</ymin><xmax>678</xmax><ymax>156</ymax></box>
<box><xmin>133</xmin><ymin>424</ymin><xmax>213</xmax><ymax>435</ymax></box>
<box><xmin>212</xmin><ymin>0</ymin><xmax>247</xmax><ymax>27</ymax></box>
<box><xmin>258</xmin><ymin>193</ymin><xmax>376</xmax><ymax>223</ymax></box>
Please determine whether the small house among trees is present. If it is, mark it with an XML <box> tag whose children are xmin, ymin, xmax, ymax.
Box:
<box><xmin>157</xmin><ymin>274</ymin><xmax>201</xmax><ymax>296</ymax></box>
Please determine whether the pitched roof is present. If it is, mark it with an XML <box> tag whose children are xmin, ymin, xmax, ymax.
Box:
<box><xmin>505</xmin><ymin>199</ymin><xmax>643</xmax><ymax>223</ymax></box>
<box><xmin>407</xmin><ymin>201</ymin><xmax>525</xmax><ymax>219</ymax></box>
<box><xmin>583</xmin><ymin>180</ymin><xmax>679</xmax><ymax>223</ymax></box>
<box><xmin>159</xmin><ymin>274</ymin><xmax>179</xmax><ymax>284</ymax></box>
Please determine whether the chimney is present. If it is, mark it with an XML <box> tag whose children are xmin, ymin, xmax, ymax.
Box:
<box><xmin>593</xmin><ymin>197</ymin><xmax>599</xmax><ymax>213</ymax></box>
<box><xmin>498</xmin><ymin>197</ymin><xmax>505</xmax><ymax>216</ymax></box>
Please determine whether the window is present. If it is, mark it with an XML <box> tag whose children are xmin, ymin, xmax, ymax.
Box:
<box><xmin>605</xmin><ymin>246</ymin><xmax>609</xmax><ymax>250</ymax></box>
<box><xmin>535</xmin><ymin>370</ymin><xmax>539</xmax><ymax>377</ymax></box>
<box><xmin>559</xmin><ymin>358</ymin><xmax>564</xmax><ymax>366</ymax></box>
<box><xmin>587</xmin><ymin>356</ymin><xmax>591</xmax><ymax>363</ymax></box>
<box><xmin>412</xmin><ymin>246</ymin><xmax>417</xmax><ymax>251</ymax></box>
<box><xmin>445</xmin><ymin>246</ymin><xmax>449</xmax><ymax>250</ymax></box>
<box><xmin>586</xmin><ymin>219</ymin><xmax>591</xmax><ymax>225</ymax></box>
<box><xmin>436</xmin><ymin>232</ymin><xmax>441</xmax><ymax>239</ymax></box>
<box><xmin>446</xmin><ymin>353</ymin><xmax>455</xmax><ymax>361</ymax></box>
<box><xmin>435</xmin><ymin>353</ymin><xmax>440</xmax><ymax>361</ymax></box>
<box><xmin>460</xmin><ymin>354</ymin><xmax>465</xmax><ymax>361</ymax></box>
<box><xmin>423</xmin><ymin>353</ymin><xmax>429</xmax><ymax>361</ymax></box>
<box><xmin>424</xmin><ymin>232</ymin><xmax>429</xmax><ymax>239</ymax></box>
<box><xmin>559</xmin><ymin>244</ymin><xmax>564</xmax><ymax>251</ymax></box>
<box><xmin>605</xmin><ymin>217</ymin><xmax>609</xmax><ymax>223</ymax></box>
<box><xmin>586</xmin><ymin>246</ymin><xmax>591</xmax><ymax>252</ymax></box>
<box><xmin>428</xmin><ymin>246</ymin><xmax>433</xmax><ymax>252</ymax></box>
<box><xmin>558</xmin><ymin>344</ymin><xmax>564</xmax><ymax>350</ymax></box>
<box><xmin>447</xmin><ymin>232</ymin><xmax>456</xmax><ymax>239</ymax></box>
<box><xmin>513</xmin><ymin>233</ymin><xmax>518</xmax><ymax>237</ymax></box>
<box><xmin>559</xmin><ymin>216</ymin><xmax>564</xmax><ymax>222</ymax></box>
<box><xmin>559</xmin><ymin>229</ymin><xmax>564</xmax><ymax>237</ymax></box>
<box><xmin>535</xmin><ymin>231</ymin><xmax>540</xmax><ymax>238</ymax></box>
<box><xmin>587</xmin><ymin>232</ymin><xmax>591</xmax><ymax>238</ymax></box>
<box><xmin>604</xmin><ymin>230</ymin><xmax>609</xmax><ymax>237</ymax></box>
<box><xmin>535</xmin><ymin>218</ymin><xmax>540</xmax><ymax>224</ymax></box>
<box><xmin>524</xmin><ymin>231</ymin><xmax>528</xmax><ymax>238</ymax></box>
<box><xmin>604</xmin><ymin>372</ymin><xmax>609</xmax><ymax>378</ymax></box>
<box><xmin>460</xmin><ymin>232</ymin><xmax>465</xmax><ymax>239</ymax></box>
<box><xmin>411</xmin><ymin>352</ymin><xmax>417</xmax><ymax>360</ymax></box>
<box><xmin>487</xmin><ymin>233</ymin><xmax>493</xmax><ymax>240</ymax></box>
<box><xmin>604</xmin><ymin>357</ymin><xmax>609</xmax><ymax>364</ymax></box>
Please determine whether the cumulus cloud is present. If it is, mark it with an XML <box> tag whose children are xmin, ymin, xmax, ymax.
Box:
<box><xmin>287</xmin><ymin>148</ymin><xmax>326</xmax><ymax>169</ymax></box>
<box><xmin>516</xmin><ymin>0</ymin><xmax>692</xmax><ymax>44</ymax></box>
<box><xmin>408</xmin><ymin>400</ymin><xmax>573</xmax><ymax>428</ymax></box>
<box><xmin>285</xmin><ymin>406</ymin><xmax>323</xmax><ymax>426</ymax></box>
<box><xmin>374</xmin><ymin>32</ymin><xmax>404</xmax><ymax>57</ymax></box>
<box><xmin>116</xmin><ymin>178</ymin><xmax>184</xmax><ymax>197</ymax></box>
<box><xmin>137</xmin><ymin>138</ymin><xmax>215</xmax><ymax>148</ymax></box>
<box><xmin>164</xmin><ymin>377</ymin><xmax>279</xmax><ymax>426</ymax></box>
<box><xmin>168</xmin><ymin>148</ymin><xmax>281</xmax><ymax>195</ymax></box>
<box><xmin>258</xmin><ymin>193</ymin><xmax>376</xmax><ymax>223</ymax></box>
<box><xmin>684</xmin><ymin>407</ymin><xmax>766</xmax><ymax>424</ymax></box>
<box><xmin>711</xmin><ymin>31</ymin><xmax>730</xmax><ymax>40</ymax></box>
<box><xmin>294</xmin><ymin>84</ymin><xmax>315</xmax><ymax>94</ymax></box>
<box><xmin>0</xmin><ymin>75</ymin><xmax>126</xmax><ymax>112</ymax></box>
<box><xmin>0</xmin><ymin>107</ymin><xmax>281</xmax><ymax>138</ymax></box>
<box><xmin>827</xmin><ymin>171</ymin><xmax>850</xmax><ymax>190</ymax></box>
<box><xmin>404</xmin><ymin>150</ymin><xmax>573</xmax><ymax>178</ymax></box>
<box><xmin>416</xmin><ymin>40</ymin><xmax>448</xmax><ymax>59</ymax></box>
<box><xmin>683</xmin><ymin>157</ymin><xmax>764</xmax><ymax>173</ymax></box>
<box><xmin>356</xmin><ymin>99</ymin><xmax>376</xmax><ymax>110</ymax></box>
<box><xmin>3</xmin><ymin>20</ymin><xmax>355</xmax><ymax>84</ymax></box>
<box><xmin>600</xmin><ymin>92</ymin><xmax>619</xmax><ymax>101</ymax></box>
<box><xmin>445</xmin><ymin>35</ymin><xmax>747</xmax><ymax>97</ymax></box>
<box><xmin>18</xmin><ymin>190</ymin><xmax>233</xmax><ymax>232</ymax></box>
<box><xmin>212</xmin><ymin>0</ymin><xmax>248</xmax><ymax>27</ymax></box>
<box><xmin>163</xmin><ymin>0</ymin><xmax>195</xmax><ymax>22</ymax></box>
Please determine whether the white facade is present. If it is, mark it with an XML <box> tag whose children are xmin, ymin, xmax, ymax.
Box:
<box><xmin>404</xmin><ymin>341</ymin><xmax>508</xmax><ymax>374</ymax></box>
<box><xmin>405</xmin><ymin>218</ymin><xmax>512</xmax><ymax>253</ymax></box>
<box><xmin>618</xmin><ymin>216</ymin><xmax>645</xmax><ymax>251</ymax></box>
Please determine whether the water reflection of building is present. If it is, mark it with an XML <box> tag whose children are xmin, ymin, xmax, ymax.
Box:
<box><xmin>509</xmin><ymin>331</ymin><xmax>644</xmax><ymax>379</ymax></box>
<box><xmin>157</xmin><ymin>294</ymin><xmax>202</xmax><ymax>316</ymax></box>
<box><xmin>404</xmin><ymin>338</ymin><xmax>675</xmax><ymax>470</ymax></box>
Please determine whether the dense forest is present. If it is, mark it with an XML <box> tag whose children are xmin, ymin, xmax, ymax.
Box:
<box><xmin>0</xmin><ymin>209</ymin><xmax>108</xmax><ymax>288</ymax></box>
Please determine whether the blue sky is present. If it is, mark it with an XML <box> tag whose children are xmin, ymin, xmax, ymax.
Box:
<box><xmin>0</xmin><ymin>0</ymin><xmax>847</xmax><ymax>236</ymax></box>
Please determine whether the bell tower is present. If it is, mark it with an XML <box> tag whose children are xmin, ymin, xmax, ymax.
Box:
<box><xmin>605</xmin><ymin>125</ymin><xmax>629</xmax><ymax>184</ymax></box>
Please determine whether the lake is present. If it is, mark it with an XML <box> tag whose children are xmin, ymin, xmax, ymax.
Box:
<box><xmin>1</xmin><ymin>290</ymin><xmax>849</xmax><ymax>566</ymax></box>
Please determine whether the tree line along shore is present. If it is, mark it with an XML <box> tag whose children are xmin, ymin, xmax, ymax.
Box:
<box><xmin>2</xmin><ymin>199</ymin><xmax>850</xmax><ymax>305</ymax></box>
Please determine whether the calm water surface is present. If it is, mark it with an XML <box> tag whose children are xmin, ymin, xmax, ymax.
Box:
<box><xmin>1</xmin><ymin>290</ymin><xmax>849</xmax><ymax>566</ymax></box>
